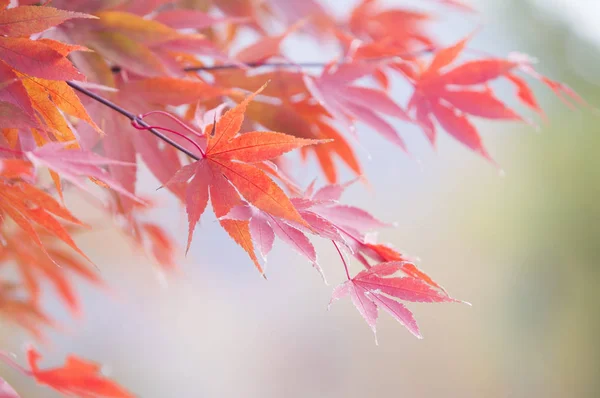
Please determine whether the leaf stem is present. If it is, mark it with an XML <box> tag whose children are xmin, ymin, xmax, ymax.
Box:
<box><xmin>131</xmin><ymin>119</ymin><xmax>205</xmax><ymax>158</ymax></box>
<box><xmin>66</xmin><ymin>81</ymin><xmax>201</xmax><ymax>161</ymax></box>
<box><xmin>139</xmin><ymin>110</ymin><xmax>204</xmax><ymax>138</ymax></box>
<box><xmin>333</xmin><ymin>240</ymin><xmax>351</xmax><ymax>280</ymax></box>
<box><xmin>0</xmin><ymin>351</ymin><xmax>32</xmax><ymax>377</ymax></box>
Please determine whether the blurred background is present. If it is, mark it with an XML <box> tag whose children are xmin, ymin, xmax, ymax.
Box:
<box><xmin>2</xmin><ymin>0</ymin><xmax>599</xmax><ymax>397</ymax></box>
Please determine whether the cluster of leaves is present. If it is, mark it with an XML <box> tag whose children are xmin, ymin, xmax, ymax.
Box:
<box><xmin>0</xmin><ymin>0</ymin><xmax>585</xmax><ymax>396</ymax></box>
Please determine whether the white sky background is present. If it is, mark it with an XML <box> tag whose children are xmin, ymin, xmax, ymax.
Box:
<box><xmin>529</xmin><ymin>0</ymin><xmax>600</xmax><ymax>44</ymax></box>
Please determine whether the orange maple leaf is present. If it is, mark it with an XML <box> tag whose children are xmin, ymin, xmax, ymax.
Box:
<box><xmin>0</xmin><ymin>162</ymin><xmax>90</xmax><ymax>262</ymax></box>
<box><xmin>164</xmin><ymin>84</ymin><xmax>327</xmax><ymax>273</ymax></box>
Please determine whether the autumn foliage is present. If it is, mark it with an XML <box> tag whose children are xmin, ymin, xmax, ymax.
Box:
<box><xmin>0</xmin><ymin>0</ymin><xmax>586</xmax><ymax>396</ymax></box>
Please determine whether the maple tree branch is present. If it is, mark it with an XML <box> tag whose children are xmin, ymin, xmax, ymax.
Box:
<box><xmin>66</xmin><ymin>81</ymin><xmax>201</xmax><ymax>161</ymax></box>
<box><xmin>109</xmin><ymin>47</ymin><xmax>436</xmax><ymax>74</ymax></box>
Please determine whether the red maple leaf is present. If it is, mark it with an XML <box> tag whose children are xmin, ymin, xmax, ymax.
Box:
<box><xmin>164</xmin><ymin>83</ymin><xmax>326</xmax><ymax>273</ymax></box>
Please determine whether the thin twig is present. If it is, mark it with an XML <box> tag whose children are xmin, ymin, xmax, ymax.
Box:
<box><xmin>66</xmin><ymin>81</ymin><xmax>200</xmax><ymax>161</ymax></box>
<box><xmin>131</xmin><ymin>119</ymin><xmax>205</xmax><ymax>158</ymax></box>
<box><xmin>109</xmin><ymin>47</ymin><xmax>436</xmax><ymax>74</ymax></box>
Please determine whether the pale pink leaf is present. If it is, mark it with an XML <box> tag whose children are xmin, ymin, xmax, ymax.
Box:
<box><xmin>250</xmin><ymin>215</ymin><xmax>275</xmax><ymax>260</ymax></box>
<box><xmin>367</xmin><ymin>292</ymin><xmax>422</xmax><ymax>339</ymax></box>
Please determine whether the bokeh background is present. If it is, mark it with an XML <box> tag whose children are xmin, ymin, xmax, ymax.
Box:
<box><xmin>2</xmin><ymin>0</ymin><xmax>599</xmax><ymax>397</ymax></box>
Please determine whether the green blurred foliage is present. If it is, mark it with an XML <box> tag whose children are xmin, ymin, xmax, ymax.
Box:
<box><xmin>467</xmin><ymin>1</ymin><xmax>600</xmax><ymax>396</ymax></box>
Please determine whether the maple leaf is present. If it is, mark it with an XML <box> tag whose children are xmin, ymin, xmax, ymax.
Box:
<box><xmin>213</xmin><ymin>69</ymin><xmax>310</xmax><ymax>99</ymax></box>
<box><xmin>121</xmin><ymin>77</ymin><xmax>230</xmax><ymax>107</ymax></box>
<box><xmin>304</xmin><ymin>61</ymin><xmax>412</xmax><ymax>149</ymax></box>
<box><xmin>330</xmin><ymin>261</ymin><xmax>462</xmax><ymax>341</ymax></box>
<box><xmin>0</xmin><ymin>38</ymin><xmax>86</xmax><ymax>81</ymax></box>
<box><xmin>0</xmin><ymin>173</ymin><xmax>89</xmax><ymax>261</ymax></box>
<box><xmin>222</xmin><ymin>202</ymin><xmax>324</xmax><ymax>279</ymax></box>
<box><xmin>164</xmin><ymin>84</ymin><xmax>326</xmax><ymax>272</ymax></box>
<box><xmin>0</xmin><ymin>5</ymin><xmax>96</xmax><ymax>37</ymax></box>
<box><xmin>65</xmin><ymin>9</ymin><xmax>234</xmax><ymax>78</ymax></box>
<box><xmin>112</xmin><ymin>197</ymin><xmax>179</xmax><ymax>271</ymax></box>
<box><xmin>407</xmin><ymin>37</ymin><xmax>525</xmax><ymax>157</ymax></box>
<box><xmin>0</xmin><ymin>281</ymin><xmax>52</xmax><ymax>340</ymax></box>
<box><xmin>234</xmin><ymin>92</ymin><xmax>361</xmax><ymax>183</ymax></box>
<box><xmin>154</xmin><ymin>8</ymin><xmax>248</xmax><ymax>30</ymax></box>
<box><xmin>348</xmin><ymin>0</ymin><xmax>435</xmax><ymax>54</ymax></box>
<box><xmin>0</xmin><ymin>227</ymin><xmax>102</xmax><ymax>316</ymax></box>
<box><xmin>80</xmin><ymin>84</ymin><xmax>189</xmax><ymax>213</ymax></box>
<box><xmin>142</xmin><ymin>222</ymin><xmax>177</xmax><ymax>270</ymax></box>
<box><xmin>288</xmin><ymin>181</ymin><xmax>392</xmax><ymax>265</ymax></box>
<box><xmin>26</xmin><ymin>142</ymin><xmax>142</xmax><ymax>203</ymax></box>
<box><xmin>0</xmin><ymin>348</ymin><xmax>134</xmax><ymax>398</ymax></box>
<box><xmin>20</xmin><ymin>76</ymin><xmax>101</xmax><ymax>133</ymax></box>
<box><xmin>0</xmin><ymin>31</ymin><xmax>99</xmax><ymax>152</ymax></box>
<box><xmin>292</xmin><ymin>98</ymin><xmax>362</xmax><ymax>183</ymax></box>
<box><xmin>0</xmin><ymin>101</ymin><xmax>39</xmax><ymax>130</ymax></box>
<box><xmin>268</xmin><ymin>0</ymin><xmax>335</xmax><ymax>36</ymax></box>
<box><xmin>235</xmin><ymin>20</ymin><xmax>303</xmax><ymax>64</ymax></box>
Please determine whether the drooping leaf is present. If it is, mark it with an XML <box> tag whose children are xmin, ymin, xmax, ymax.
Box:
<box><xmin>0</xmin><ymin>227</ymin><xmax>102</xmax><ymax>316</ymax></box>
<box><xmin>304</xmin><ymin>61</ymin><xmax>412</xmax><ymax>149</ymax></box>
<box><xmin>0</xmin><ymin>176</ymin><xmax>88</xmax><ymax>261</ymax></box>
<box><xmin>330</xmin><ymin>261</ymin><xmax>462</xmax><ymax>340</ymax></box>
<box><xmin>223</xmin><ymin>203</ymin><xmax>323</xmax><ymax>278</ymax></box>
<box><xmin>27</xmin><ymin>143</ymin><xmax>143</xmax><ymax>203</ymax></box>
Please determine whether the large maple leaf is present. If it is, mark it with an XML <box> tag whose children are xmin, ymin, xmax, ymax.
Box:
<box><xmin>164</xmin><ymin>84</ymin><xmax>326</xmax><ymax>273</ymax></box>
